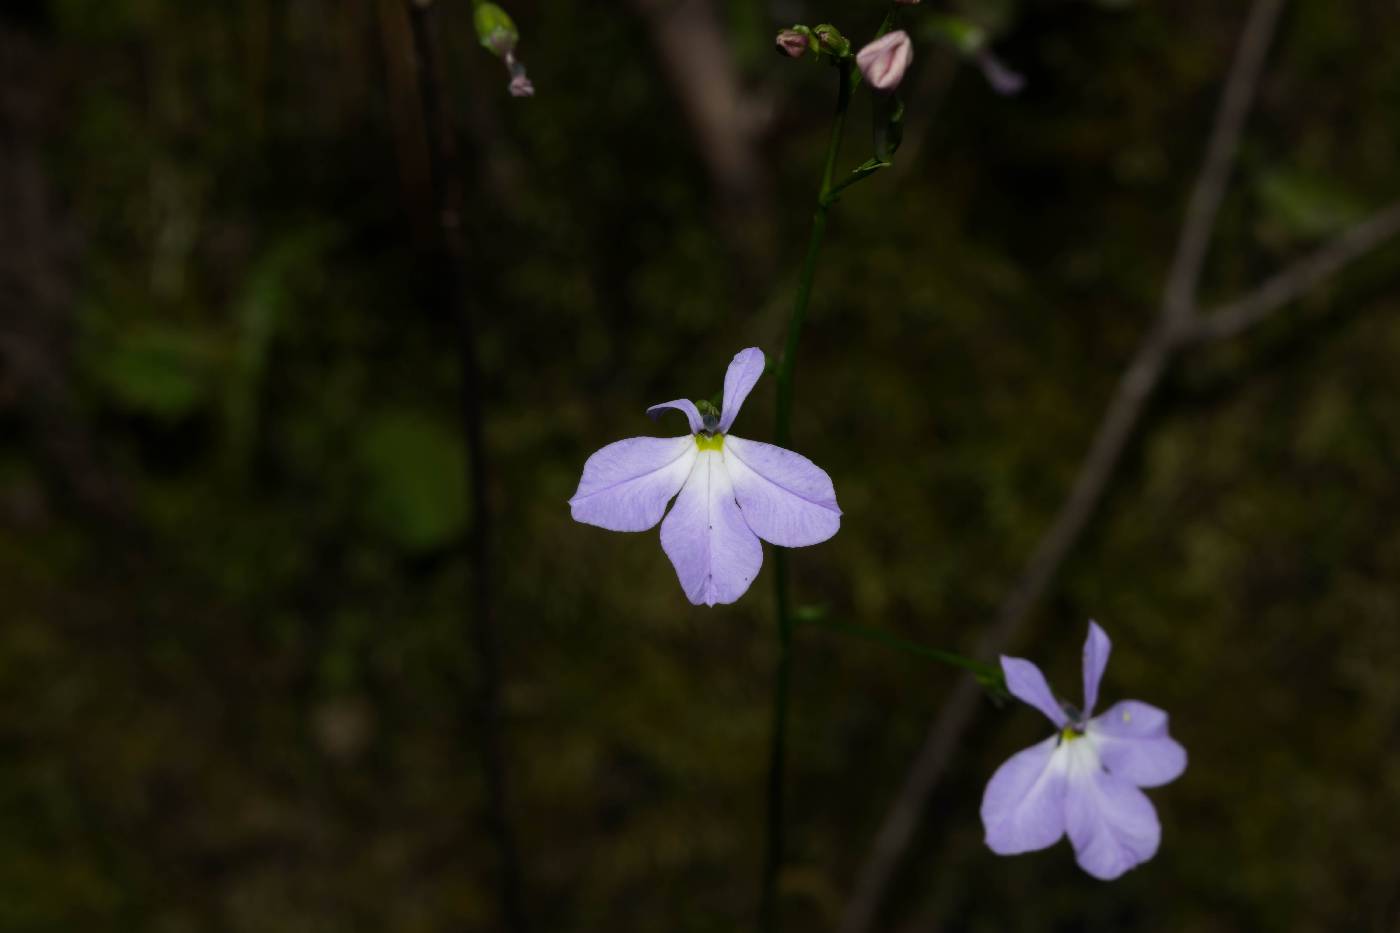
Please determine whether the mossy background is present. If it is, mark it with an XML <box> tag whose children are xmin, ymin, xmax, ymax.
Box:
<box><xmin>3</xmin><ymin>0</ymin><xmax>1400</xmax><ymax>930</ymax></box>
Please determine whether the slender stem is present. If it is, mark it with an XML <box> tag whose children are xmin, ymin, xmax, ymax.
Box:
<box><xmin>797</xmin><ymin>615</ymin><xmax>1006</xmax><ymax>694</ymax></box>
<box><xmin>760</xmin><ymin>59</ymin><xmax>852</xmax><ymax>933</ymax></box>
<box><xmin>405</xmin><ymin>5</ymin><xmax>528</xmax><ymax>932</ymax></box>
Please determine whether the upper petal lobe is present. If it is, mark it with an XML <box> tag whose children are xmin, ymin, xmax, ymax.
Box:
<box><xmin>646</xmin><ymin>399</ymin><xmax>704</xmax><ymax>434</ymax></box>
<box><xmin>1082</xmin><ymin>621</ymin><xmax>1111</xmax><ymax>717</ymax></box>
<box><xmin>1002</xmin><ymin>657</ymin><xmax>1070</xmax><ymax>729</ymax></box>
<box><xmin>569</xmin><ymin>435</ymin><xmax>696</xmax><ymax>532</ymax></box>
<box><xmin>722</xmin><ymin>436</ymin><xmax>840</xmax><ymax>547</ymax></box>
<box><xmin>660</xmin><ymin>450</ymin><xmax>763</xmax><ymax>605</ymax></box>
<box><xmin>718</xmin><ymin>347</ymin><xmax>766</xmax><ymax>433</ymax></box>
<box><xmin>981</xmin><ymin>735</ymin><xmax>1068</xmax><ymax>855</ymax></box>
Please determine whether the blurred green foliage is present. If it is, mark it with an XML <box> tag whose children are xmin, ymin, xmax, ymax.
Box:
<box><xmin>3</xmin><ymin>0</ymin><xmax>1400</xmax><ymax>931</ymax></box>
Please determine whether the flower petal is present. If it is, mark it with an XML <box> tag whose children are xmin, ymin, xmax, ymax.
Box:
<box><xmin>1082</xmin><ymin>620</ymin><xmax>1111</xmax><ymax>717</ymax></box>
<box><xmin>646</xmin><ymin>399</ymin><xmax>704</xmax><ymax>434</ymax></box>
<box><xmin>1001</xmin><ymin>656</ymin><xmax>1070</xmax><ymax>728</ymax></box>
<box><xmin>569</xmin><ymin>436</ymin><xmax>696</xmax><ymax>532</ymax></box>
<box><xmin>722</xmin><ymin>436</ymin><xmax>840</xmax><ymax>547</ymax></box>
<box><xmin>1088</xmin><ymin>700</ymin><xmax>1187</xmax><ymax>788</ymax></box>
<box><xmin>981</xmin><ymin>735</ymin><xmax>1067</xmax><ymax>855</ymax></box>
<box><xmin>717</xmin><ymin>347</ymin><xmax>765</xmax><ymax>433</ymax></box>
<box><xmin>660</xmin><ymin>450</ymin><xmax>763</xmax><ymax>605</ymax></box>
<box><xmin>1063</xmin><ymin>740</ymin><xmax>1161</xmax><ymax>880</ymax></box>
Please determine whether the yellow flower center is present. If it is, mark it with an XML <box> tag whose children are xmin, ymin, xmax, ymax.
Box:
<box><xmin>695</xmin><ymin>434</ymin><xmax>725</xmax><ymax>452</ymax></box>
<box><xmin>1060</xmin><ymin>725</ymin><xmax>1085</xmax><ymax>743</ymax></box>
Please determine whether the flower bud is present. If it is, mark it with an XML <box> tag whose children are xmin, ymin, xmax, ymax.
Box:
<box><xmin>775</xmin><ymin>28</ymin><xmax>811</xmax><ymax>59</ymax></box>
<box><xmin>856</xmin><ymin>30</ymin><xmax>913</xmax><ymax>92</ymax></box>
<box><xmin>474</xmin><ymin>3</ymin><xmax>519</xmax><ymax>56</ymax></box>
<box><xmin>813</xmin><ymin>24</ymin><xmax>851</xmax><ymax>59</ymax></box>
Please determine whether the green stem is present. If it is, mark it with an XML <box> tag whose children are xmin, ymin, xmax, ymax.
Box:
<box><xmin>797</xmin><ymin>615</ymin><xmax>1007</xmax><ymax>696</ymax></box>
<box><xmin>760</xmin><ymin>58</ymin><xmax>852</xmax><ymax>933</ymax></box>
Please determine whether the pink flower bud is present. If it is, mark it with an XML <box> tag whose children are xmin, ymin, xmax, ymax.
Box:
<box><xmin>504</xmin><ymin>50</ymin><xmax>534</xmax><ymax>98</ymax></box>
<box><xmin>775</xmin><ymin>29</ymin><xmax>809</xmax><ymax>59</ymax></box>
<box><xmin>856</xmin><ymin>30</ymin><xmax>913</xmax><ymax>92</ymax></box>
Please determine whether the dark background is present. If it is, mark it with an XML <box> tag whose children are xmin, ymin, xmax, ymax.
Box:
<box><xmin>3</xmin><ymin>0</ymin><xmax>1399</xmax><ymax>930</ymax></box>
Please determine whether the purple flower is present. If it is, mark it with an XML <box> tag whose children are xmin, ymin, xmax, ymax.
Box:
<box><xmin>569</xmin><ymin>348</ymin><xmax>841</xmax><ymax>606</ymax></box>
<box><xmin>981</xmin><ymin>621</ymin><xmax>1186</xmax><ymax>880</ymax></box>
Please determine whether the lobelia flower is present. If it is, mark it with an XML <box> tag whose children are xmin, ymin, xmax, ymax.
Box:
<box><xmin>856</xmin><ymin>30</ymin><xmax>913</xmax><ymax>92</ymax></box>
<box><xmin>569</xmin><ymin>348</ymin><xmax>841</xmax><ymax>606</ymax></box>
<box><xmin>981</xmin><ymin>621</ymin><xmax>1187</xmax><ymax>880</ymax></box>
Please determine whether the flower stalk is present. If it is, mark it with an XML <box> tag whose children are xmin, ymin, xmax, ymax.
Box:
<box><xmin>760</xmin><ymin>55</ymin><xmax>853</xmax><ymax>933</ymax></box>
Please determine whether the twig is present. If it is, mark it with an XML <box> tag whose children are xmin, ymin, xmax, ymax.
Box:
<box><xmin>838</xmin><ymin>3</ymin><xmax>1293</xmax><ymax>930</ymax></box>
<box><xmin>1186</xmin><ymin>200</ymin><xmax>1400</xmax><ymax>344</ymax></box>
<box><xmin>1162</xmin><ymin>0</ymin><xmax>1286</xmax><ymax>326</ymax></box>
<box><xmin>402</xmin><ymin>4</ymin><xmax>529</xmax><ymax>932</ymax></box>
<box><xmin>627</xmin><ymin>0</ymin><xmax>768</xmax><ymax>214</ymax></box>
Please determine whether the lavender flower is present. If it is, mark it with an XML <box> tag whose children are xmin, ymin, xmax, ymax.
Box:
<box><xmin>569</xmin><ymin>348</ymin><xmax>841</xmax><ymax>606</ymax></box>
<box><xmin>981</xmin><ymin>621</ymin><xmax>1187</xmax><ymax>880</ymax></box>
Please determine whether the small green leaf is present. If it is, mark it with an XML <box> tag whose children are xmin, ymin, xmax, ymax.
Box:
<box><xmin>356</xmin><ymin>410</ymin><xmax>468</xmax><ymax>552</ymax></box>
<box><xmin>92</xmin><ymin>328</ymin><xmax>219</xmax><ymax>420</ymax></box>
<box><xmin>875</xmin><ymin>95</ymin><xmax>905</xmax><ymax>163</ymax></box>
<box><xmin>1257</xmin><ymin>169</ymin><xmax>1365</xmax><ymax>239</ymax></box>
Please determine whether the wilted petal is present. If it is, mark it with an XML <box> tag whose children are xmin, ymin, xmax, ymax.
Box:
<box><xmin>717</xmin><ymin>347</ymin><xmax>766</xmax><ymax>433</ymax></box>
<box><xmin>569</xmin><ymin>436</ymin><xmax>696</xmax><ymax>532</ymax></box>
<box><xmin>974</xmin><ymin>50</ymin><xmax>1025</xmax><ymax>96</ymax></box>
<box><xmin>1002</xmin><ymin>656</ymin><xmax>1069</xmax><ymax>728</ymax></box>
<box><xmin>1082</xmin><ymin>621</ymin><xmax>1111</xmax><ymax>717</ymax></box>
<box><xmin>722</xmin><ymin>436</ymin><xmax>840</xmax><ymax>547</ymax></box>
<box><xmin>981</xmin><ymin>735</ymin><xmax>1067</xmax><ymax>854</ymax></box>
<box><xmin>661</xmin><ymin>450</ymin><xmax>763</xmax><ymax>605</ymax></box>
<box><xmin>646</xmin><ymin>399</ymin><xmax>704</xmax><ymax>434</ymax></box>
<box><xmin>856</xmin><ymin>30</ymin><xmax>913</xmax><ymax>92</ymax></box>
<box><xmin>1063</xmin><ymin>740</ymin><xmax>1161</xmax><ymax>880</ymax></box>
<box><xmin>1088</xmin><ymin>701</ymin><xmax>1187</xmax><ymax>788</ymax></box>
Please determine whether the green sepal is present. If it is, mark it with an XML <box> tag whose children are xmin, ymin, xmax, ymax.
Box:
<box><xmin>874</xmin><ymin>93</ymin><xmax>905</xmax><ymax>163</ymax></box>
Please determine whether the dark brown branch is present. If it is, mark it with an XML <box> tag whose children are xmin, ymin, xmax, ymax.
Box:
<box><xmin>627</xmin><ymin>0</ymin><xmax>771</xmax><ymax>226</ymax></box>
<box><xmin>400</xmin><ymin>4</ymin><xmax>529</xmax><ymax>931</ymax></box>
<box><xmin>1186</xmin><ymin>200</ymin><xmax>1400</xmax><ymax>344</ymax></box>
<box><xmin>1161</xmin><ymin>0</ymin><xmax>1286</xmax><ymax>325</ymax></box>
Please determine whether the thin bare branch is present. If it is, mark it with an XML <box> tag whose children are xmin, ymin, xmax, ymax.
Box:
<box><xmin>400</xmin><ymin>5</ymin><xmax>530</xmax><ymax>931</ymax></box>
<box><xmin>1187</xmin><ymin>199</ymin><xmax>1400</xmax><ymax>344</ymax></box>
<box><xmin>1162</xmin><ymin>0</ymin><xmax>1285</xmax><ymax>325</ymax></box>
<box><xmin>628</xmin><ymin>0</ymin><xmax>767</xmax><ymax>210</ymax></box>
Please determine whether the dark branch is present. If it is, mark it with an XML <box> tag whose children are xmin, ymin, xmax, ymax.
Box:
<box><xmin>1187</xmin><ymin>200</ymin><xmax>1400</xmax><ymax>344</ymax></box>
<box><xmin>1162</xmin><ymin>0</ymin><xmax>1286</xmax><ymax>325</ymax></box>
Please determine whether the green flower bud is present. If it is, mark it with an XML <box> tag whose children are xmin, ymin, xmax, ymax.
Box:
<box><xmin>813</xmin><ymin>23</ymin><xmax>851</xmax><ymax>59</ymax></box>
<box><xmin>474</xmin><ymin>3</ymin><xmax>519</xmax><ymax>57</ymax></box>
